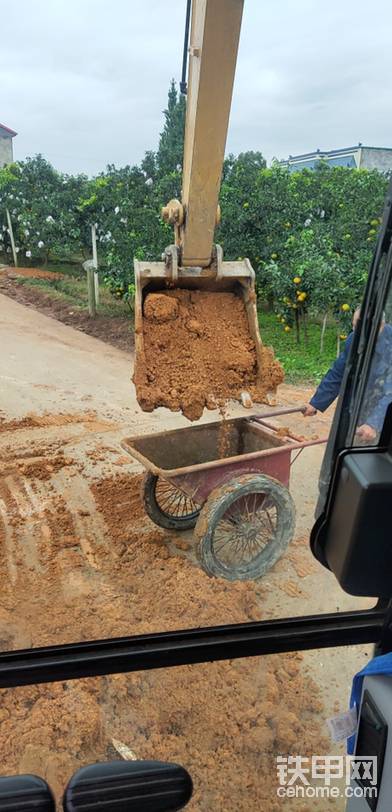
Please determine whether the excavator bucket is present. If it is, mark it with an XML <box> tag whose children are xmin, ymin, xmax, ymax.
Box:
<box><xmin>133</xmin><ymin>251</ymin><xmax>284</xmax><ymax>421</ymax></box>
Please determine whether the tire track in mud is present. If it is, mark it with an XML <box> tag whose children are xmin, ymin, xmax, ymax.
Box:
<box><xmin>0</xmin><ymin>484</ymin><xmax>18</xmax><ymax>586</ymax></box>
<box><xmin>2</xmin><ymin>475</ymin><xmax>44</xmax><ymax>574</ymax></box>
<box><xmin>0</xmin><ymin>464</ymin><xmax>91</xmax><ymax>587</ymax></box>
<box><xmin>54</xmin><ymin>471</ymin><xmax>112</xmax><ymax>570</ymax></box>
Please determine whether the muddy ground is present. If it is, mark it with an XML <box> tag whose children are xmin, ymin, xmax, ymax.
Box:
<box><xmin>0</xmin><ymin>294</ymin><xmax>371</xmax><ymax>810</ymax></box>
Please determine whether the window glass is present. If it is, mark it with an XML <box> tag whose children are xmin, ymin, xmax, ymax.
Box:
<box><xmin>0</xmin><ymin>649</ymin><xmax>372</xmax><ymax>810</ymax></box>
<box><xmin>352</xmin><ymin>290</ymin><xmax>392</xmax><ymax>447</ymax></box>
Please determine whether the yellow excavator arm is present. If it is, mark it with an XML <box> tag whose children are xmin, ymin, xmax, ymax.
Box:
<box><xmin>162</xmin><ymin>0</ymin><xmax>244</xmax><ymax>268</ymax></box>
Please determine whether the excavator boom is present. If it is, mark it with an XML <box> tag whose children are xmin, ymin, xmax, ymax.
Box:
<box><xmin>180</xmin><ymin>0</ymin><xmax>243</xmax><ymax>266</ymax></box>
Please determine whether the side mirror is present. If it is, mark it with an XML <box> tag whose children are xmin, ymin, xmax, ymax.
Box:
<box><xmin>311</xmin><ymin>447</ymin><xmax>392</xmax><ymax>596</ymax></box>
<box><xmin>0</xmin><ymin>775</ymin><xmax>55</xmax><ymax>811</ymax></box>
<box><xmin>63</xmin><ymin>760</ymin><xmax>193</xmax><ymax>811</ymax></box>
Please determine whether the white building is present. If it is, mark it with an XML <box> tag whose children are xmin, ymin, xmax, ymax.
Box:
<box><xmin>0</xmin><ymin>123</ymin><xmax>17</xmax><ymax>168</ymax></box>
<box><xmin>279</xmin><ymin>144</ymin><xmax>392</xmax><ymax>173</ymax></box>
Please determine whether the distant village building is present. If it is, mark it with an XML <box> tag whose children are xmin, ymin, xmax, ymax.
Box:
<box><xmin>0</xmin><ymin>123</ymin><xmax>17</xmax><ymax>168</ymax></box>
<box><xmin>278</xmin><ymin>144</ymin><xmax>392</xmax><ymax>173</ymax></box>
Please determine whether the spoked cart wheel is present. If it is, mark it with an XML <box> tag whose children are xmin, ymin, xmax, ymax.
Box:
<box><xmin>194</xmin><ymin>473</ymin><xmax>296</xmax><ymax>581</ymax></box>
<box><xmin>142</xmin><ymin>472</ymin><xmax>201</xmax><ymax>531</ymax></box>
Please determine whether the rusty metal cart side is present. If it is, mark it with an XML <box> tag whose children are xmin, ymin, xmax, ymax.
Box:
<box><xmin>122</xmin><ymin>408</ymin><xmax>327</xmax><ymax>582</ymax></box>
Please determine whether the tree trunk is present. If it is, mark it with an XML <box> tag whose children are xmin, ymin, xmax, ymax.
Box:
<box><xmin>302</xmin><ymin>309</ymin><xmax>309</xmax><ymax>345</ymax></box>
<box><xmin>5</xmin><ymin>209</ymin><xmax>18</xmax><ymax>268</ymax></box>
<box><xmin>87</xmin><ymin>267</ymin><xmax>97</xmax><ymax>318</ymax></box>
<box><xmin>295</xmin><ymin>308</ymin><xmax>300</xmax><ymax>344</ymax></box>
<box><xmin>320</xmin><ymin>313</ymin><xmax>328</xmax><ymax>354</ymax></box>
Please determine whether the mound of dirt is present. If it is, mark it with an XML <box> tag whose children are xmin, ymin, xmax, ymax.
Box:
<box><xmin>134</xmin><ymin>289</ymin><xmax>284</xmax><ymax>421</ymax></box>
<box><xmin>0</xmin><ymin>411</ymin><xmax>106</xmax><ymax>434</ymax></box>
<box><xmin>1</xmin><ymin>266</ymin><xmax>64</xmax><ymax>280</ymax></box>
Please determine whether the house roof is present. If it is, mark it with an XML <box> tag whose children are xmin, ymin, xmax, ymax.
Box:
<box><xmin>281</xmin><ymin>144</ymin><xmax>392</xmax><ymax>163</ymax></box>
<box><xmin>0</xmin><ymin>123</ymin><xmax>17</xmax><ymax>137</ymax></box>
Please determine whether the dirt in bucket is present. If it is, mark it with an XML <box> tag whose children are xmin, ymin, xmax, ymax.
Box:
<box><xmin>133</xmin><ymin>290</ymin><xmax>283</xmax><ymax>421</ymax></box>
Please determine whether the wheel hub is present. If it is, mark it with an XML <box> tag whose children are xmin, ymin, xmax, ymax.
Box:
<box><xmin>241</xmin><ymin>522</ymin><xmax>258</xmax><ymax>543</ymax></box>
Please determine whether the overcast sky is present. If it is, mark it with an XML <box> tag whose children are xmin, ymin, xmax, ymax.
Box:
<box><xmin>1</xmin><ymin>0</ymin><xmax>392</xmax><ymax>176</ymax></box>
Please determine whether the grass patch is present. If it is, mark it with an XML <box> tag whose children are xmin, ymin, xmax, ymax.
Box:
<box><xmin>259</xmin><ymin>311</ymin><xmax>339</xmax><ymax>384</ymax></box>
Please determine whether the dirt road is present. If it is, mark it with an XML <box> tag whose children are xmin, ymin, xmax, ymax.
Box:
<box><xmin>0</xmin><ymin>294</ymin><xmax>370</xmax><ymax>810</ymax></box>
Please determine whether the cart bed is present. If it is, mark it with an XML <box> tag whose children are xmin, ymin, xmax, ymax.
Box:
<box><xmin>122</xmin><ymin>417</ymin><xmax>291</xmax><ymax>477</ymax></box>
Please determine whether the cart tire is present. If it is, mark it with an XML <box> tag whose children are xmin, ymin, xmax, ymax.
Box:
<box><xmin>195</xmin><ymin>473</ymin><xmax>295</xmax><ymax>581</ymax></box>
<box><xmin>142</xmin><ymin>473</ymin><xmax>201</xmax><ymax>531</ymax></box>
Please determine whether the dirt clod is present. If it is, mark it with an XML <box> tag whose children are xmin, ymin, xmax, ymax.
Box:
<box><xmin>144</xmin><ymin>293</ymin><xmax>179</xmax><ymax>323</ymax></box>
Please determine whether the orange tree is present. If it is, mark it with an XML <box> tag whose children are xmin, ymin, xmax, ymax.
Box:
<box><xmin>264</xmin><ymin>224</ymin><xmax>373</xmax><ymax>351</ymax></box>
<box><xmin>219</xmin><ymin>160</ymin><xmax>387</xmax><ymax>347</ymax></box>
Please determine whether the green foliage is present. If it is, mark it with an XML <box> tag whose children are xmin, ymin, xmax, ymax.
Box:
<box><xmin>156</xmin><ymin>79</ymin><xmax>186</xmax><ymax>176</ymax></box>
<box><xmin>77</xmin><ymin>163</ymin><xmax>173</xmax><ymax>297</ymax></box>
<box><xmin>259</xmin><ymin>310</ymin><xmax>338</xmax><ymax>383</ymax></box>
<box><xmin>0</xmin><ymin>155</ymin><xmax>87</xmax><ymax>263</ymax></box>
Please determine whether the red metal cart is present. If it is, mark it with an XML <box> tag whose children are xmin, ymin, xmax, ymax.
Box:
<box><xmin>122</xmin><ymin>408</ymin><xmax>327</xmax><ymax>582</ymax></box>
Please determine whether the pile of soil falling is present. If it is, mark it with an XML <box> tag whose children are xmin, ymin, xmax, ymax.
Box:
<box><xmin>134</xmin><ymin>290</ymin><xmax>284</xmax><ymax>421</ymax></box>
